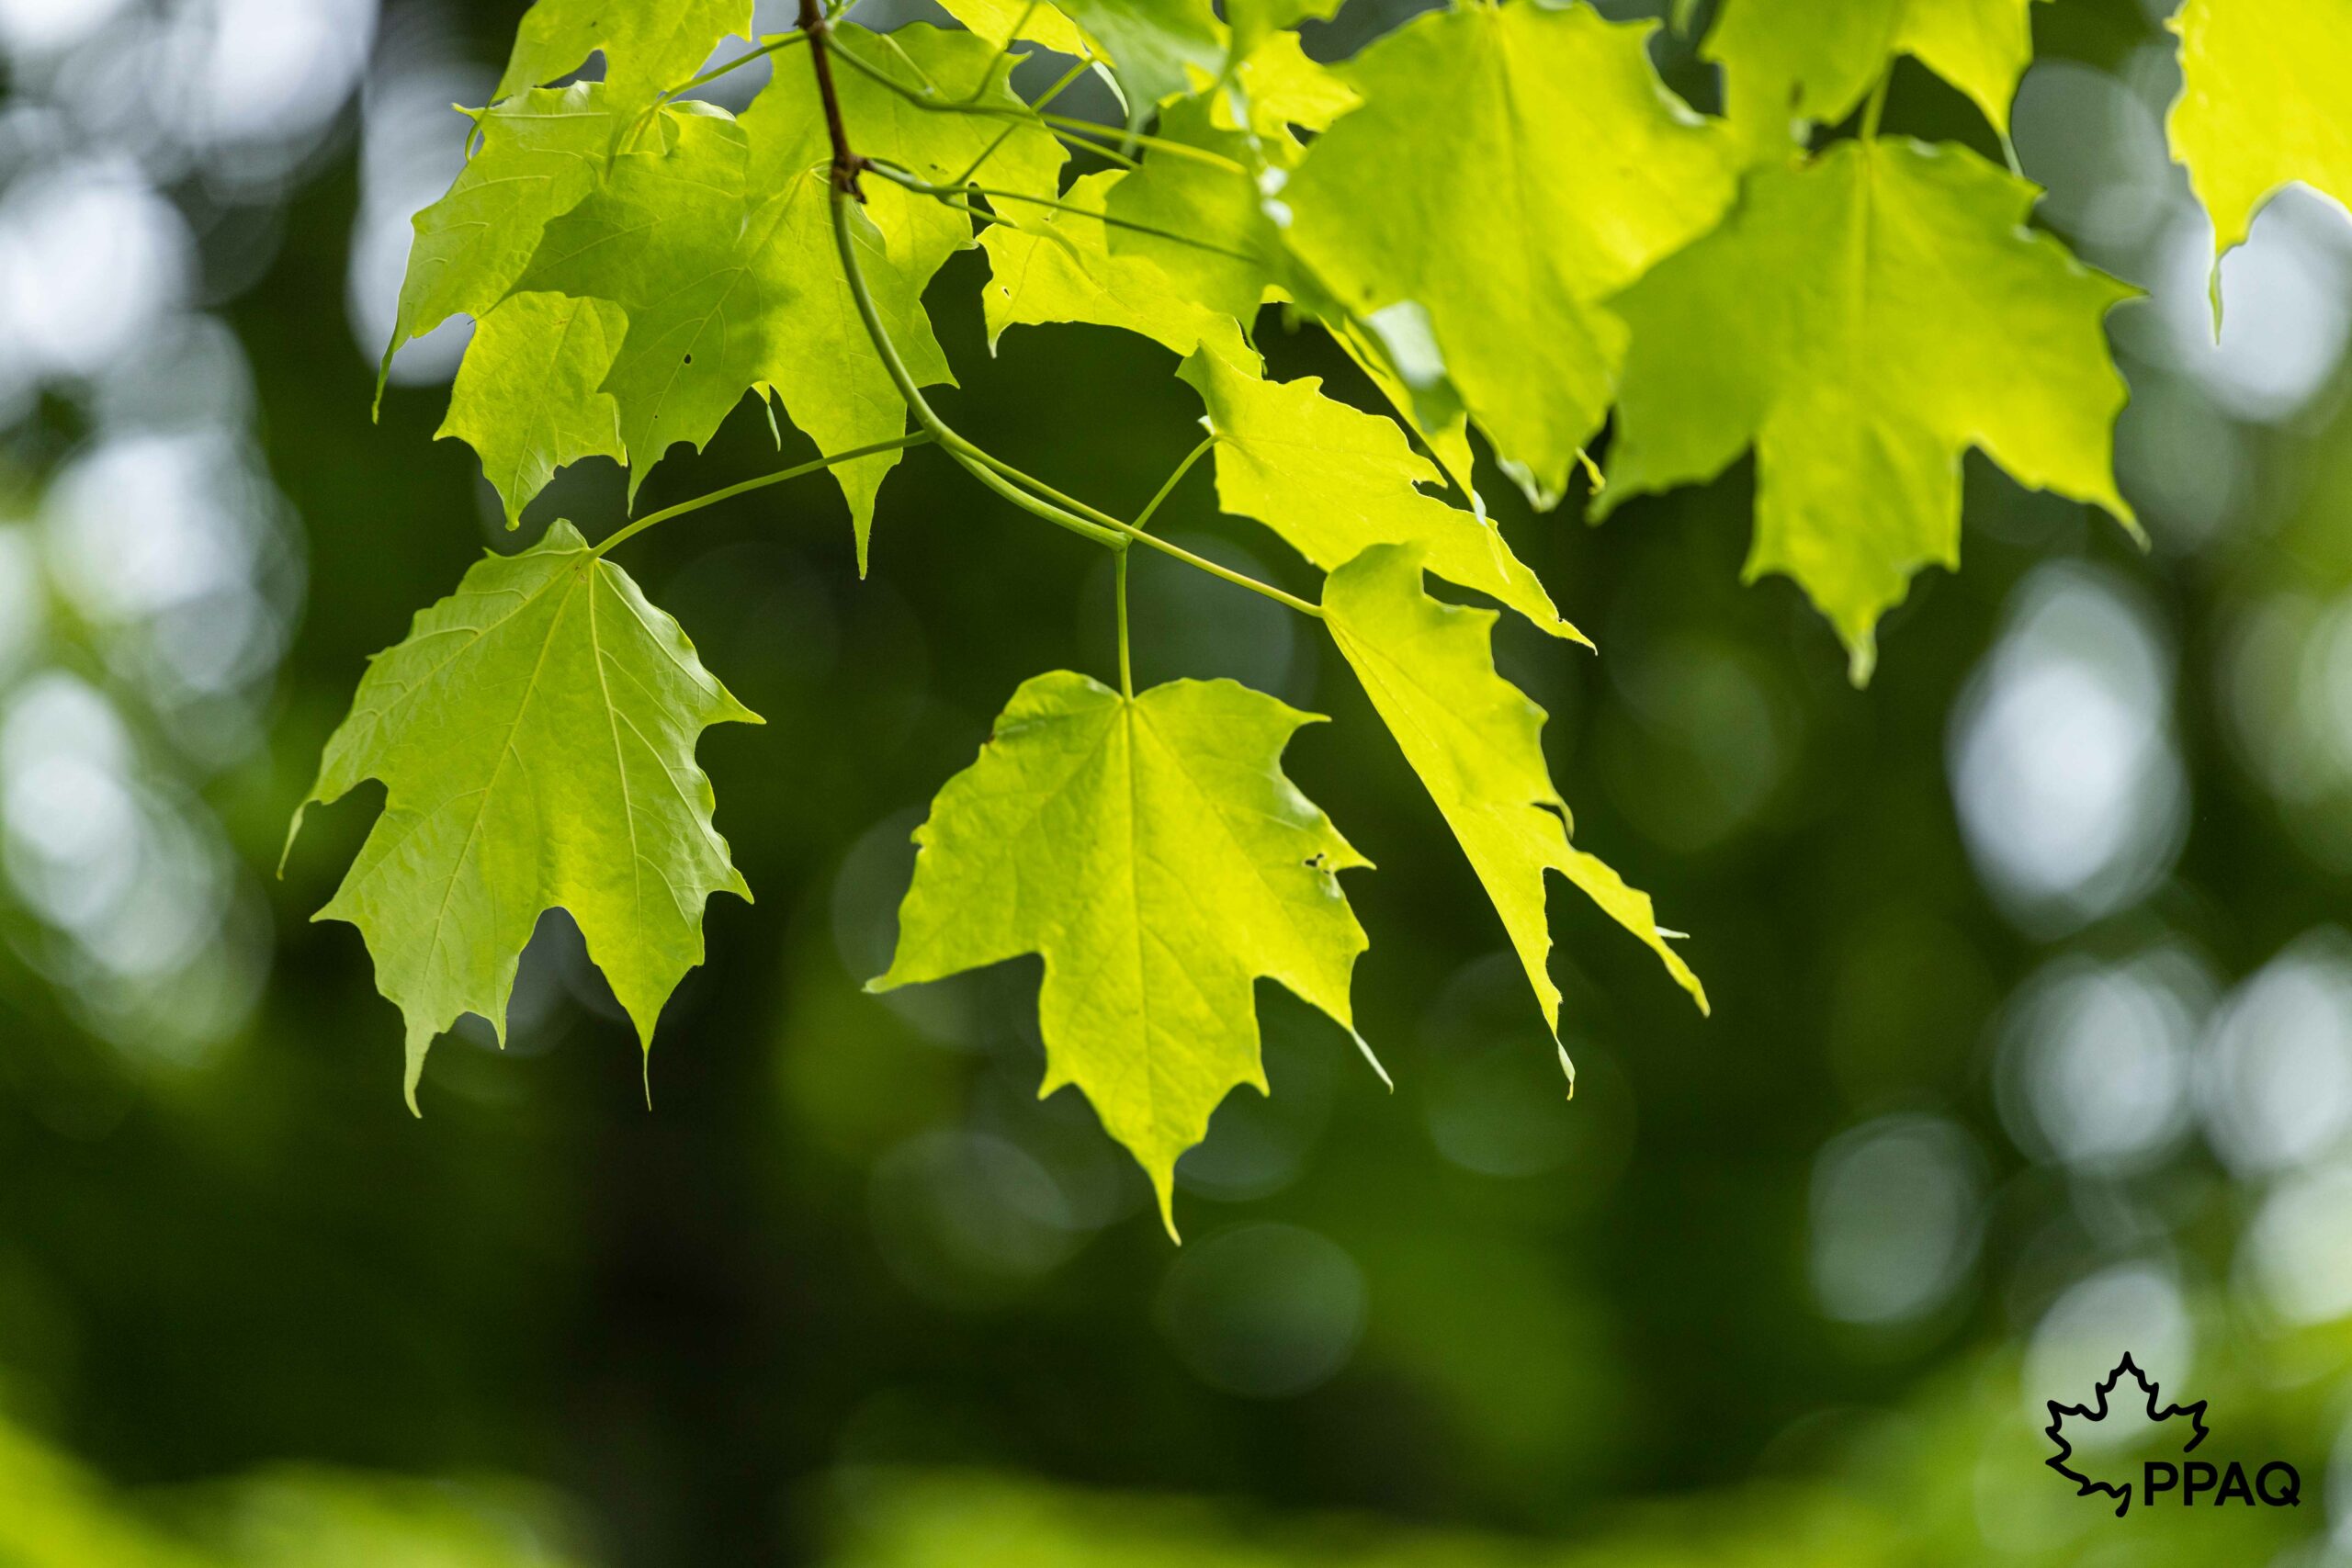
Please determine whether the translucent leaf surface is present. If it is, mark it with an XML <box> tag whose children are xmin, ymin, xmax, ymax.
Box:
<box><xmin>2169</xmin><ymin>0</ymin><xmax>2352</xmax><ymax>271</ymax></box>
<box><xmin>1056</xmin><ymin>0</ymin><xmax>1226</xmax><ymax>126</ymax></box>
<box><xmin>496</xmin><ymin>0</ymin><xmax>754</xmax><ymax>123</ymax></box>
<box><xmin>873</xmin><ymin>673</ymin><xmax>1368</xmax><ymax>1233</ymax></box>
<box><xmin>978</xmin><ymin>171</ymin><xmax>1253</xmax><ymax>359</ymax></box>
<box><xmin>437</xmin><ymin>292</ymin><xmax>626</xmax><ymax>529</ymax></box>
<box><xmin>1599</xmin><ymin>139</ymin><xmax>2134</xmax><ymax>681</ymax></box>
<box><xmin>291</xmin><ymin>523</ymin><xmax>759</xmax><ymax>1105</ymax></box>
<box><xmin>1284</xmin><ymin>2</ymin><xmax>1736</xmax><ymax>508</ymax></box>
<box><xmin>379</xmin><ymin>83</ymin><xmax>616</xmax><ymax>399</ymax></box>
<box><xmin>1321</xmin><ymin>545</ymin><xmax>1706</xmax><ymax>1062</ymax></box>
<box><xmin>1178</xmin><ymin>347</ymin><xmax>1577</xmax><ymax>641</ymax></box>
<box><xmin>1704</xmin><ymin>0</ymin><xmax>2041</xmax><ymax>141</ymax></box>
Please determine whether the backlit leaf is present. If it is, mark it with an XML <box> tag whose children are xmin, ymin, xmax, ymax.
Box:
<box><xmin>977</xmin><ymin>171</ymin><xmax>1254</xmax><ymax>359</ymax></box>
<box><xmin>1103</xmin><ymin>96</ymin><xmax>1278</xmax><ymax>327</ymax></box>
<box><xmin>734</xmin><ymin>24</ymin><xmax>1064</xmax><ymax>554</ymax></box>
<box><xmin>1598</xmin><ymin>138</ymin><xmax>2135</xmax><ymax>682</ymax></box>
<box><xmin>1284</xmin><ymin>0</ymin><xmax>1737</xmax><ymax>509</ymax></box>
<box><xmin>496</xmin><ymin>0</ymin><xmax>754</xmax><ymax>123</ymax></box>
<box><xmin>289</xmin><ymin>522</ymin><xmax>759</xmax><ymax>1106</ymax></box>
<box><xmin>1223</xmin><ymin>29</ymin><xmax>1360</xmax><ymax>141</ymax></box>
<box><xmin>378</xmin><ymin>83</ymin><xmax>616</xmax><ymax>402</ymax></box>
<box><xmin>1177</xmin><ymin>346</ymin><xmax>1577</xmax><ymax>641</ymax></box>
<box><xmin>510</xmin><ymin>28</ymin><xmax>1058</xmax><ymax>553</ymax></box>
<box><xmin>437</xmin><ymin>292</ymin><xmax>626</xmax><ymax>530</ymax></box>
<box><xmin>517</xmin><ymin>108</ymin><xmax>780</xmax><ymax>505</ymax></box>
<box><xmin>1227</xmin><ymin>0</ymin><xmax>1343</xmax><ymax>62</ymax></box>
<box><xmin>933</xmin><ymin>0</ymin><xmax>1098</xmax><ymax>58</ymax></box>
<box><xmin>2168</xmin><ymin>0</ymin><xmax>2352</xmax><ymax>274</ymax></box>
<box><xmin>1704</xmin><ymin>0</ymin><xmax>2041</xmax><ymax>143</ymax></box>
<box><xmin>1322</xmin><ymin>545</ymin><xmax>1706</xmax><ymax>1059</ymax></box>
<box><xmin>1055</xmin><ymin>0</ymin><xmax>1227</xmax><ymax>126</ymax></box>
<box><xmin>872</xmin><ymin>673</ymin><xmax>1369</xmax><ymax>1233</ymax></box>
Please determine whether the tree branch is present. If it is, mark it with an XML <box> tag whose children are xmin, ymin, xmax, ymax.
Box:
<box><xmin>797</xmin><ymin>0</ymin><xmax>866</xmax><ymax>197</ymax></box>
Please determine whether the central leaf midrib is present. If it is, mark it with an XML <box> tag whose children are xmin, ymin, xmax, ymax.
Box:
<box><xmin>415</xmin><ymin>561</ymin><xmax>593</xmax><ymax>1010</ymax></box>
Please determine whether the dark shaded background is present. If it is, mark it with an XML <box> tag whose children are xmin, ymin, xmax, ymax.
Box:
<box><xmin>0</xmin><ymin>0</ymin><xmax>2348</xmax><ymax>1562</ymax></box>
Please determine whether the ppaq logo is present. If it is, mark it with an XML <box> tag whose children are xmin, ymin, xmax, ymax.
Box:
<box><xmin>2043</xmin><ymin>1354</ymin><xmax>2301</xmax><ymax>1517</ymax></box>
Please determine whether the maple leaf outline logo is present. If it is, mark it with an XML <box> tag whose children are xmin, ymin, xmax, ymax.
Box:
<box><xmin>2043</xmin><ymin>1352</ymin><xmax>2210</xmax><ymax>1517</ymax></box>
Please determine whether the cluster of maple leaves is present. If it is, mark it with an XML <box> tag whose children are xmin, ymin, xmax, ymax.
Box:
<box><xmin>288</xmin><ymin>0</ymin><xmax>2345</xmax><ymax>1232</ymax></box>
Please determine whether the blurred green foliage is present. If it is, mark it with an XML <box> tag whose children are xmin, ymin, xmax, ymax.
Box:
<box><xmin>0</xmin><ymin>0</ymin><xmax>2349</xmax><ymax>1564</ymax></box>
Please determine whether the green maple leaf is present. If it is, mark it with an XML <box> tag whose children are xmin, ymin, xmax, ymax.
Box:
<box><xmin>512</xmin><ymin>27</ymin><xmax>1058</xmax><ymax>558</ymax></box>
<box><xmin>1704</xmin><ymin>0</ymin><xmax>2042</xmax><ymax>144</ymax></box>
<box><xmin>982</xmin><ymin>77</ymin><xmax>1329</xmax><ymax>362</ymax></box>
<box><xmin>872</xmin><ymin>673</ymin><xmax>1370</xmax><ymax>1235</ymax></box>
<box><xmin>1322</xmin><ymin>545</ymin><xmax>1706</xmax><ymax>1062</ymax></box>
<box><xmin>1325</xmin><ymin>307</ymin><xmax>1479</xmax><ymax>502</ymax></box>
<box><xmin>1177</xmin><ymin>346</ymin><xmax>1579</xmax><ymax>643</ymax></box>
<box><xmin>796</xmin><ymin>27</ymin><xmax>1066</xmax><ymax>293</ymax></box>
<box><xmin>496</xmin><ymin>0</ymin><xmax>753</xmax><ymax>124</ymax></box>
<box><xmin>1103</xmin><ymin>96</ymin><xmax>1277</xmax><ymax>328</ymax></box>
<box><xmin>377</xmin><ymin>83</ymin><xmax>616</xmax><ymax>405</ymax></box>
<box><xmin>1227</xmin><ymin>0</ymin><xmax>1343</xmax><ymax>63</ymax></box>
<box><xmin>1055</xmin><ymin>0</ymin><xmax>1227</xmax><ymax>129</ymax></box>
<box><xmin>735</xmin><ymin>24</ymin><xmax>1064</xmax><ymax>559</ymax></box>
<box><xmin>2169</xmin><ymin>0</ymin><xmax>2352</xmax><ymax>278</ymax></box>
<box><xmin>517</xmin><ymin>107</ymin><xmax>779</xmax><ymax>507</ymax></box>
<box><xmin>437</xmin><ymin>292</ymin><xmax>626</xmax><ymax>530</ymax></box>
<box><xmin>1597</xmin><ymin>138</ymin><xmax>2135</xmax><ymax>682</ymax></box>
<box><xmin>288</xmin><ymin>523</ymin><xmax>760</xmax><ymax>1106</ymax></box>
<box><xmin>933</xmin><ymin>0</ymin><xmax>1098</xmax><ymax>58</ymax></box>
<box><xmin>1283</xmin><ymin>0</ymin><xmax>1737</xmax><ymax>509</ymax></box>
<box><xmin>1224</xmin><ymin>29</ymin><xmax>1360</xmax><ymax>142</ymax></box>
<box><xmin>977</xmin><ymin>170</ymin><xmax>1253</xmax><ymax>360</ymax></box>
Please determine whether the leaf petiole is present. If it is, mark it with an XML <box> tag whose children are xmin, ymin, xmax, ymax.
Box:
<box><xmin>1114</xmin><ymin>548</ymin><xmax>1134</xmax><ymax>698</ymax></box>
<box><xmin>826</xmin><ymin>186</ymin><xmax>1125</xmax><ymax>548</ymax></box>
<box><xmin>679</xmin><ymin>31</ymin><xmax>809</xmax><ymax>98</ymax></box>
<box><xmin>821</xmin><ymin>39</ymin><xmax>1158</xmax><ymax>174</ymax></box>
<box><xmin>1117</xmin><ymin>434</ymin><xmax>1220</xmax><ymax>696</ymax></box>
<box><xmin>587</xmin><ymin>433</ymin><xmax>933</xmax><ymax>559</ymax></box>
<box><xmin>621</xmin><ymin>36</ymin><xmax>814</xmax><ymax>160</ymax></box>
<box><xmin>952</xmin><ymin>58</ymin><xmax>1090</xmax><ymax>183</ymax></box>
<box><xmin>808</xmin><ymin>20</ymin><xmax>1322</xmax><ymax>622</ymax></box>
<box><xmin>1860</xmin><ymin>69</ymin><xmax>1890</xmax><ymax>141</ymax></box>
<box><xmin>1027</xmin><ymin>56</ymin><xmax>1092</xmax><ymax>114</ymax></box>
<box><xmin>828</xmin><ymin>33</ymin><xmax>1004</xmax><ymax>114</ymax></box>
<box><xmin>870</xmin><ymin>28</ymin><xmax>946</xmax><ymax>96</ymax></box>
<box><xmin>1136</xmin><ymin>437</ymin><xmax>1216</xmax><ymax>534</ymax></box>
<box><xmin>967</xmin><ymin>441</ymin><xmax>1321</xmax><ymax>617</ymax></box>
<box><xmin>865</xmin><ymin>159</ymin><xmax>1262</xmax><ymax>264</ymax></box>
<box><xmin>1036</xmin><ymin>115</ymin><xmax>1246</xmax><ymax>174</ymax></box>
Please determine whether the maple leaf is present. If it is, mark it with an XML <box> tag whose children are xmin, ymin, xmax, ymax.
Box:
<box><xmin>2169</xmin><ymin>0</ymin><xmax>2352</xmax><ymax>285</ymax></box>
<box><xmin>871</xmin><ymin>673</ymin><xmax>1371</xmax><ymax>1237</ymax></box>
<box><xmin>1283</xmin><ymin>0</ymin><xmax>1738</xmax><ymax>510</ymax></box>
<box><xmin>2043</xmin><ymin>1353</ymin><xmax>2210</xmax><ymax>1517</ymax></box>
<box><xmin>1704</xmin><ymin>0</ymin><xmax>2044</xmax><ymax>145</ymax></box>
<box><xmin>511</xmin><ymin>25</ymin><xmax>1058</xmax><ymax>556</ymax></box>
<box><xmin>977</xmin><ymin>170</ymin><xmax>1251</xmax><ymax>361</ymax></box>
<box><xmin>495</xmin><ymin>0</ymin><xmax>753</xmax><ymax>128</ymax></box>
<box><xmin>287</xmin><ymin>522</ymin><xmax>759</xmax><ymax>1108</ymax></box>
<box><xmin>1320</xmin><ymin>545</ymin><xmax>1707</xmax><ymax>1051</ymax></box>
<box><xmin>1597</xmin><ymin>136</ymin><xmax>2135</xmax><ymax>682</ymax></box>
<box><xmin>1178</xmin><ymin>346</ymin><xmax>1579</xmax><ymax>643</ymax></box>
<box><xmin>376</xmin><ymin>82</ymin><xmax>619</xmax><ymax>408</ymax></box>
<box><xmin>1056</xmin><ymin>0</ymin><xmax>1227</xmax><ymax>130</ymax></box>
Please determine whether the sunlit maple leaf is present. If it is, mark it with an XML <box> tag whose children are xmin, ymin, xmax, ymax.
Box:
<box><xmin>2044</xmin><ymin>1353</ymin><xmax>2209</xmax><ymax>1517</ymax></box>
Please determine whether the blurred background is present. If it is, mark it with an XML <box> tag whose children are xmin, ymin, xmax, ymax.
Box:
<box><xmin>0</xmin><ymin>0</ymin><xmax>2346</xmax><ymax>1562</ymax></box>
